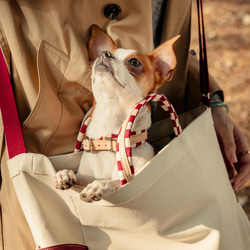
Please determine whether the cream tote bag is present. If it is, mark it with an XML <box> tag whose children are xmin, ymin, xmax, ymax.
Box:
<box><xmin>5</xmin><ymin>108</ymin><xmax>250</xmax><ymax>250</ymax></box>
<box><xmin>1</xmin><ymin>1</ymin><xmax>250</xmax><ymax>249</ymax></box>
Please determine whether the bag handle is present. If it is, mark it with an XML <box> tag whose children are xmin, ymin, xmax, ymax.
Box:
<box><xmin>197</xmin><ymin>0</ymin><xmax>211</xmax><ymax>107</ymax></box>
<box><xmin>0</xmin><ymin>50</ymin><xmax>26</xmax><ymax>159</ymax></box>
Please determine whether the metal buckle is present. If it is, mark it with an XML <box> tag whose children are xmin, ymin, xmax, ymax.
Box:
<box><xmin>105</xmin><ymin>137</ymin><xmax>115</xmax><ymax>152</ymax></box>
<box><xmin>82</xmin><ymin>136</ymin><xmax>92</xmax><ymax>152</ymax></box>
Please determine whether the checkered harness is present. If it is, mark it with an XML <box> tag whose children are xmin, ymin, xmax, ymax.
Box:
<box><xmin>75</xmin><ymin>93</ymin><xmax>182</xmax><ymax>186</ymax></box>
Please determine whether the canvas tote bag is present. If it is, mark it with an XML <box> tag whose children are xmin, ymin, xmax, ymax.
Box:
<box><xmin>1</xmin><ymin>1</ymin><xmax>250</xmax><ymax>249</ymax></box>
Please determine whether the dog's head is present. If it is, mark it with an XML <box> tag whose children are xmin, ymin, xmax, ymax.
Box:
<box><xmin>88</xmin><ymin>25</ymin><xmax>179</xmax><ymax>106</ymax></box>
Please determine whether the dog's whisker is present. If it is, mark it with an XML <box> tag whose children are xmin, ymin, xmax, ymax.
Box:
<box><xmin>83</xmin><ymin>66</ymin><xmax>93</xmax><ymax>81</ymax></box>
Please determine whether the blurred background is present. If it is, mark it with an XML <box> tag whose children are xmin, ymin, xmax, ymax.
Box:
<box><xmin>191</xmin><ymin>0</ymin><xmax>250</xmax><ymax>219</ymax></box>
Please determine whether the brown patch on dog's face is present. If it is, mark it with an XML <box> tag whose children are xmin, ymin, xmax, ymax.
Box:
<box><xmin>124</xmin><ymin>53</ymin><xmax>156</xmax><ymax>98</ymax></box>
<box><xmin>123</xmin><ymin>47</ymin><xmax>178</xmax><ymax>98</ymax></box>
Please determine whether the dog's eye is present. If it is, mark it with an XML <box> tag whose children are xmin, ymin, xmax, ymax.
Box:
<box><xmin>128</xmin><ymin>58</ymin><xmax>141</xmax><ymax>67</ymax></box>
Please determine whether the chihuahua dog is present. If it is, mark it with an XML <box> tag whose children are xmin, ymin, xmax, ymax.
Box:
<box><xmin>55</xmin><ymin>25</ymin><xmax>179</xmax><ymax>202</ymax></box>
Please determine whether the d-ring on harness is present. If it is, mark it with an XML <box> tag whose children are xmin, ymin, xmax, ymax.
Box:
<box><xmin>75</xmin><ymin>93</ymin><xmax>182</xmax><ymax>186</ymax></box>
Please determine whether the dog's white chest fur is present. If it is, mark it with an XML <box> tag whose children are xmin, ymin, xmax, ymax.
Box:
<box><xmin>76</xmin><ymin>89</ymin><xmax>153</xmax><ymax>187</ymax></box>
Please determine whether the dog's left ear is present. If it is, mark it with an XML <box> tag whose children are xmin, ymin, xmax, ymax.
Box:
<box><xmin>148</xmin><ymin>35</ymin><xmax>180</xmax><ymax>90</ymax></box>
<box><xmin>88</xmin><ymin>25</ymin><xmax>117</xmax><ymax>61</ymax></box>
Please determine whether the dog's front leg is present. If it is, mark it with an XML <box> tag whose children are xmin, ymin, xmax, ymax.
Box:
<box><xmin>80</xmin><ymin>179</ymin><xmax>120</xmax><ymax>202</ymax></box>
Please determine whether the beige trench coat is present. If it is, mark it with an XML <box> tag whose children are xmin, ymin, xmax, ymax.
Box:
<box><xmin>0</xmin><ymin>0</ymin><xmax>222</xmax><ymax>249</ymax></box>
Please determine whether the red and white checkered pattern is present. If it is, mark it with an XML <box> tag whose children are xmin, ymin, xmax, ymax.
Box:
<box><xmin>75</xmin><ymin>110</ymin><xmax>147</xmax><ymax>153</ymax></box>
<box><xmin>75</xmin><ymin>112</ymin><xmax>92</xmax><ymax>152</ymax></box>
<box><xmin>116</xmin><ymin>93</ymin><xmax>182</xmax><ymax>185</ymax></box>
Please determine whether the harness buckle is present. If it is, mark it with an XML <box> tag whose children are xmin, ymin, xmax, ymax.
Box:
<box><xmin>105</xmin><ymin>137</ymin><xmax>116</xmax><ymax>152</ymax></box>
<box><xmin>82</xmin><ymin>136</ymin><xmax>92</xmax><ymax>152</ymax></box>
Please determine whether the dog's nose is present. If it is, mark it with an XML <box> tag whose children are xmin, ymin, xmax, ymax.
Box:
<box><xmin>101</xmin><ymin>51</ymin><xmax>114</xmax><ymax>59</ymax></box>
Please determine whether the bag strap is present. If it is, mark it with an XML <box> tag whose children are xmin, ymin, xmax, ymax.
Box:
<box><xmin>197</xmin><ymin>0</ymin><xmax>211</xmax><ymax>107</ymax></box>
<box><xmin>0</xmin><ymin>50</ymin><xmax>26</xmax><ymax>159</ymax></box>
<box><xmin>39</xmin><ymin>244</ymin><xmax>88</xmax><ymax>250</ymax></box>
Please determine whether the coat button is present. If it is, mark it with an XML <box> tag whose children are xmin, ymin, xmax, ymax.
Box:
<box><xmin>104</xmin><ymin>4</ymin><xmax>121</xmax><ymax>20</ymax></box>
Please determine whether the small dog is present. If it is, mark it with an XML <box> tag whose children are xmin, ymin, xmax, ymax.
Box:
<box><xmin>55</xmin><ymin>25</ymin><xmax>179</xmax><ymax>202</ymax></box>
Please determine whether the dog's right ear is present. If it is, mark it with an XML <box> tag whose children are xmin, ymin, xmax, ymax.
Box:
<box><xmin>88</xmin><ymin>25</ymin><xmax>117</xmax><ymax>61</ymax></box>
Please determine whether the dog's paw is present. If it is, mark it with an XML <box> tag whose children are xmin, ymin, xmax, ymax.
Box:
<box><xmin>80</xmin><ymin>181</ymin><xmax>104</xmax><ymax>202</ymax></box>
<box><xmin>80</xmin><ymin>180</ymin><xmax>120</xmax><ymax>202</ymax></box>
<box><xmin>55</xmin><ymin>169</ymin><xmax>76</xmax><ymax>190</ymax></box>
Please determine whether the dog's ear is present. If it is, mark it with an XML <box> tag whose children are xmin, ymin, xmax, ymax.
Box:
<box><xmin>148</xmin><ymin>35</ymin><xmax>180</xmax><ymax>90</ymax></box>
<box><xmin>88</xmin><ymin>25</ymin><xmax>117</xmax><ymax>61</ymax></box>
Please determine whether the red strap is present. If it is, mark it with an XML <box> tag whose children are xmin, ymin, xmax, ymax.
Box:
<box><xmin>38</xmin><ymin>244</ymin><xmax>88</xmax><ymax>250</ymax></box>
<box><xmin>0</xmin><ymin>49</ymin><xmax>26</xmax><ymax>158</ymax></box>
<box><xmin>197</xmin><ymin>0</ymin><xmax>211</xmax><ymax>107</ymax></box>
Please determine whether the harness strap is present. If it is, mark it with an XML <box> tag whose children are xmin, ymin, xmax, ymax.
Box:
<box><xmin>82</xmin><ymin>130</ymin><xmax>147</xmax><ymax>152</ymax></box>
<box><xmin>75</xmin><ymin>108</ymin><xmax>148</xmax><ymax>153</ymax></box>
<box><xmin>117</xmin><ymin>93</ymin><xmax>182</xmax><ymax>185</ymax></box>
<box><xmin>75</xmin><ymin>93</ymin><xmax>182</xmax><ymax>186</ymax></box>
